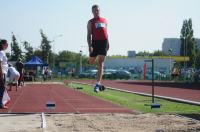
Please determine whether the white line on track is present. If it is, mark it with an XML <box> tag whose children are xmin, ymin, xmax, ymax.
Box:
<box><xmin>41</xmin><ymin>113</ymin><xmax>47</xmax><ymax>129</ymax></box>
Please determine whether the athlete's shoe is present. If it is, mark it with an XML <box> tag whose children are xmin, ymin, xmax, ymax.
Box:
<box><xmin>94</xmin><ymin>84</ymin><xmax>100</xmax><ymax>93</ymax></box>
<box><xmin>99</xmin><ymin>85</ymin><xmax>106</xmax><ymax>91</ymax></box>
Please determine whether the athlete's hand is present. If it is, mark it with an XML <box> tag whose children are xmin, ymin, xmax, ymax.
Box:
<box><xmin>89</xmin><ymin>46</ymin><xmax>93</xmax><ymax>54</ymax></box>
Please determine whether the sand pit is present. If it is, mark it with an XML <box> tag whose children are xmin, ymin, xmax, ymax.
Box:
<box><xmin>0</xmin><ymin>114</ymin><xmax>42</xmax><ymax>132</ymax></box>
<box><xmin>0</xmin><ymin>113</ymin><xmax>200</xmax><ymax>132</ymax></box>
<box><xmin>46</xmin><ymin>113</ymin><xmax>200</xmax><ymax>132</ymax></box>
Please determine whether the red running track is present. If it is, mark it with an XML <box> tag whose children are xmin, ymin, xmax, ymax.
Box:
<box><xmin>0</xmin><ymin>84</ymin><xmax>132</xmax><ymax>114</ymax></box>
<box><xmin>72</xmin><ymin>80</ymin><xmax>200</xmax><ymax>103</ymax></box>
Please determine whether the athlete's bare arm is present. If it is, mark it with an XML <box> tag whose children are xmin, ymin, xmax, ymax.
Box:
<box><xmin>87</xmin><ymin>20</ymin><xmax>92</xmax><ymax>47</ymax></box>
<box><xmin>106</xmin><ymin>23</ymin><xmax>110</xmax><ymax>51</ymax></box>
<box><xmin>87</xmin><ymin>20</ymin><xmax>93</xmax><ymax>53</ymax></box>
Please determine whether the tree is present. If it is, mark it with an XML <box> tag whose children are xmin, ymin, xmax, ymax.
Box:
<box><xmin>107</xmin><ymin>55</ymin><xmax>127</xmax><ymax>59</ymax></box>
<box><xmin>34</xmin><ymin>49</ymin><xmax>43</xmax><ymax>59</ymax></box>
<box><xmin>10</xmin><ymin>33</ymin><xmax>22</xmax><ymax>61</ymax></box>
<box><xmin>23</xmin><ymin>41</ymin><xmax>34</xmax><ymax>61</ymax></box>
<box><xmin>54</xmin><ymin>50</ymin><xmax>91</xmax><ymax>71</ymax></box>
<box><xmin>195</xmin><ymin>49</ymin><xmax>200</xmax><ymax>69</ymax></box>
<box><xmin>40</xmin><ymin>29</ymin><xmax>52</xmax><ymax>64</ymax></box>
<box><xmin>136</xmin><ymin>51</ymin><xmax>152</xmax><ymax>57</ymax></box>
<box><xmin>180</xmin><ymin>18</ymin><xmax>196</xmax><ymax>68</ymax></box>
<box><xmin>153</xmin><ymin>50</ymin><xmax>166</xmax><ymax>56</ymax></box>
<box><xmin>6</xmin><ymin>53</ymin><xmax>11</xmax><ymax>61</ymax></box>
<box><xmin>55</xmin><ymin>50</ymin><xmax>79</xmax><ymax>65</ymax></box>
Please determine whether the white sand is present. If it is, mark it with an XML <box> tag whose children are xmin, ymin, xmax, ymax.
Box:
<box><xmin>0</xmin><ymin>114</ymin><xmax>42</xmax><ymax>132</ymax></box>
<box><xmin>45</xmin><ymin>113</ymin><xmax>200</xmax><ymax>132</ymax></box>
<box><xmin>0</xmin><ymin>113</ymin><xmax>200</xmax><ymax>132</ymax></box>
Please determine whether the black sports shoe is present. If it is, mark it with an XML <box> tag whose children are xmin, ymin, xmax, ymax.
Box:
<box><xmin>99</xmin><ymin>85</ymin><xmax>106</xmax><ymax>91</ymax></box>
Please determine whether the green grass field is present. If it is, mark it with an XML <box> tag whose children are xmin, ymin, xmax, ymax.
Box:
<box><xmin>68</xmin><ymin>83</ymin><xmax>200</xmax><ymax>114</ymax></box>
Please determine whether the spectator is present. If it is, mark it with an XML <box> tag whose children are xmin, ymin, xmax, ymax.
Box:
<box><xmin>48</xmin><ymin>69</ymin><xmax>52</xmax><ymax>79</ymax></box>
<box><xmin>43</xmin><ymin>67</ymin><xmax>48</xmax><ymax>81</ymax></box>
<box><xmin>7</xmin><ymin>64</ymin><xmax>20</xmax><ymax>90</ymax></box>
<box><xmin>0</xmin><ymin>39</ymin><xmax>9</xmax><ymax>109</ymax></box>
<box><xmin>15</xmin><ymin>58</ymin><xmax>24</xmax><ymax>86</ymax></box>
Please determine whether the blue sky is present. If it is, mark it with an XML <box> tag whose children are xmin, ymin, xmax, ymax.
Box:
<box><xmin>0</xmin><ymin>0</ymin><xmax>200</xmax><ymax>55</ymax></box>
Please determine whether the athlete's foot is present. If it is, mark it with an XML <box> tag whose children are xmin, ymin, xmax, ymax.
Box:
<box><xmin>3</xmin><ymin>105</ymin><xmax>8</xmax><ymax>109</ymax></box>
<box><xmin>0</xmin><ymin>105</ymin><xmax>8</xmax><ymax>109</ymax></box>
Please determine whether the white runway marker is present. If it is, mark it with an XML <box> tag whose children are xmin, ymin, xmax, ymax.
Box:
<box><xmin>41</xmin><ymin>113</ymin><xmax>47</xmax><ymax>129</ymax></box>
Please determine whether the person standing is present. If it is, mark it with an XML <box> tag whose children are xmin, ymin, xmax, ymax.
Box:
<box><xmin>87</xmin><ymin>5</ymin><xmax>110</xmax><ymax>92</ymax></box>
<box><xmin>15</xmin><ymin>58</ymin><xmax>24</xmax><ymax>86</ymax></box>
<box><xmin>0</xmin><ymin>39</ymin><xmax>9</xmax><ymax>109</ymax></box>
<box><xmin>44</xmin><ymin>67</ymin><xmax>49</xmax><ymax>81</ymax></box>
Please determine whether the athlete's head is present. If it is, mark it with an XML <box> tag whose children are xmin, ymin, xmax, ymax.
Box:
<box><xmin>92</xmin><ymin>4</ymin><xmax>100</xmax><ymax>18</ymax></box>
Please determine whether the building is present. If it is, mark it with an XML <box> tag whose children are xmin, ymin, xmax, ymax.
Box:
<box><xmin>127</xmin><ymin>51</ymin><xmax>136</xmax><ymax>58</ymax></box>
<box><xmin>162</xmin><ymin>38</ymin><xmax>181</xmax><ymax>56</ymax></box>
<box><xmin>196</xmin><ymin>38</ymin><xmax>200</xmax><ymax>49</ymax></box>
<box><xmin>162</xmin><ymin>38</ymin><xmax>200</xmax><ymax>56</ymax></box>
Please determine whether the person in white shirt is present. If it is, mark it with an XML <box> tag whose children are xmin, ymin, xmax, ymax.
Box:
<box><xmin>0</xmin><ymin>39</ymin><xmax>9</xmax><ymax>109</ymax></box>
<box><xmin>7</xmin><ymin>64</ymin><xmax>20</xmax><ymax>84</ymax></box>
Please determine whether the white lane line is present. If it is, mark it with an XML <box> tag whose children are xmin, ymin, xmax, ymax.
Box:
<box><xmin>8</xmin><ymin>88</ymin><xmax>25</xmax><ymax>113</ymax></box>
<box><xmin>41</xmin><ymin>112</ymin><xmax>47</xmax><ymax>129</ymax></box>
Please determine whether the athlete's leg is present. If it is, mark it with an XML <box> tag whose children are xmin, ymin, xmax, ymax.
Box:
<box><xmin>18</xmin><ymin>72</ymin><xmax>23</xmax><ymax>86</ymax></box>
<box><xmin>88</xmin><ymin>57</ymin><xmax>97</xmax><ymax>64</ymax></box>
<box><xmin>97</xmin><ymin>55</ymin><xmax>106</xmax><ymax>83</ymax></box>
<box><xmin>89</xmin><ymin>56</ymin><xmax>100</xmax><ymax>92</ymax></box>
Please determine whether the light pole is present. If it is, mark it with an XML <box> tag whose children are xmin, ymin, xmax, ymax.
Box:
<box><xmin>185</xmin><ymin>37</ymin><xmax>187</xmax><ymax>69</ymax></box>
<box><xmin>80</xmin><ymin>45</ymin><xmax>88</xmax><ymax>56</ymax></box>
<box><xmin>183</xmin><ymin>34</ymin><xmax>187</xmax><ymax>81</ymax></box>
<box><xmin>51</xmin><ymin>34</ymin><xmax>63</xmax><ymax>68</ymax></box>
<box><xmin>183</xmin><ymin>27</ymin><xmax>188</xmax><ymax>70</ymax></box>
<box><xmin>183</xmin><ymin>37</ymin><xmax>186</xmax><ymax>70</ymax></box>
<box><xmin>168</xmin><ymin>48</ymin><xmax>173</xmax><ymax>80</ymax></box>
<box><xmin>80</xmin><ymin>50</ymin><xmax>83</xmax><ymax>73</ymax></box>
